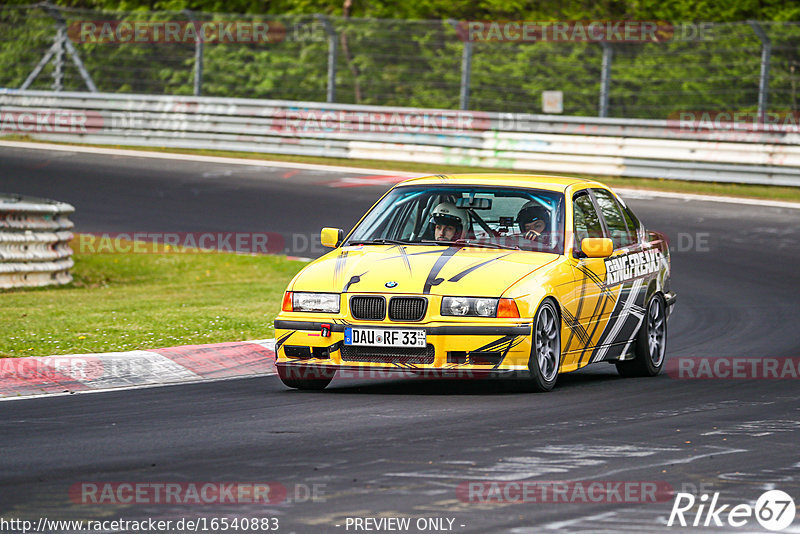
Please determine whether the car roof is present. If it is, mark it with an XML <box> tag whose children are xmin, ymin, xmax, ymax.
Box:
<box><xmin>396</xmin><ymin>173</ymin><xmax>604</xmax><ymax>193</ymax></box>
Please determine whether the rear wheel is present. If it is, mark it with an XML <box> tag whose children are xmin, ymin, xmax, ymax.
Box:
<box><xmin>527</xmin><ymin>300</ymin><xmax>561</xmax><ymax>392</ymax></box>
<box><xmin>277</xmin><ymin>365</ymin><xmax>335</xmax><ymax>390</ymax></box>
<box><xmin>616</xmin><ymin>293</ymin><xmax>667</xmax><ymax>377</ymax></box>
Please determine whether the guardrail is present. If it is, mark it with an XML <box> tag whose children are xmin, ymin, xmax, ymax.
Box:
<box><xmin>0</xmin><ymin>194</ymin><xmax>74</xmax><ymax>289</ymax></box>
<box><xmin>1</xmin><ymin>90</ymin><xmax>799</xmax><ymax>187</ymax></box>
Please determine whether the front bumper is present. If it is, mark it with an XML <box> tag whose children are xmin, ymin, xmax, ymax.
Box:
<box><xmin>664</xmin><ymin>291</ymin><xmax>677</xmax><ymax>318</ymax></box>
<box><xmin>274</xmin><ymin>319</ymin><xmax>534</xmax><ymax>374</ymax></box>
<box><xmin>276</xmin><ymin>362</ymin><xmax>525</xmax><ymax>381</ymax></box>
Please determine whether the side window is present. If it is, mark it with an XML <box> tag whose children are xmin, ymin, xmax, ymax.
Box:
<box><xmin>572</xmin><ymin>192</ymin><xmax>604</xmax><ymax>254</ymax></box>
<box><xmin>621</xmin><ymin>206</ymin><xmax>640</xmax><ymax>243</ymax></box>
<box><xmin>592</xmin><ymin>189</ymin><xmax>635</xmax><ymax>249</ymax></box>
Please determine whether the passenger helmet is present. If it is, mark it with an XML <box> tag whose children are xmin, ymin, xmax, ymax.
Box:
<box><xmin>430</xmin><ymin>202</ymin><xmax>468</xmax><ymax>236</ymax></box>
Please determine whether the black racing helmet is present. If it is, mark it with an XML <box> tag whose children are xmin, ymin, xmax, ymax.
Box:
<box><xmin>516</xmin><ymin>201</ymin><xmax>550</xmax><ymax>233</ymax></box>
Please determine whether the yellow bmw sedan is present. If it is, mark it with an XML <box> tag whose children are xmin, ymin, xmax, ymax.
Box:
<box><xmin>275</xmin><ymin>174</ymin><xmax>676</xmax><ymax>392</ymax></box>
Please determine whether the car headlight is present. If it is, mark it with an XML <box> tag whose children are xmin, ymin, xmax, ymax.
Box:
<box><xmin>287</xmin><ymin>292</ymin><xmax>340</xmax><ymax>313</ymax></box>
<box><xmin>441</xmin><ymin>297</ymin><xmax>499</xmax><ymax>317</ymax></box>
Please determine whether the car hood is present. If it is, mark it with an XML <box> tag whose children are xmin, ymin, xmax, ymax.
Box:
<box><xmin>290</xmin><ymin>244</ymin><xmax>559</xmax><ymax>297</ymax></box>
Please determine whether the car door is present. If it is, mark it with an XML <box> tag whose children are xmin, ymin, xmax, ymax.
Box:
<box><xmin>588</xmin><ymin>187</ymin><xmax>651</xmax><ymax>361</ymax></box>
<box><xmin>561</xmin><ymin>189</ymin><xmax>615</xmax><ymax>368</ymax></box>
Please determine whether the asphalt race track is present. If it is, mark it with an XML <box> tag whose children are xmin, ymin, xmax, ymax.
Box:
<box><xmin>1</xmin><ymin>144</ymin><xmax>799</xmax><ymax>533</ymax></box>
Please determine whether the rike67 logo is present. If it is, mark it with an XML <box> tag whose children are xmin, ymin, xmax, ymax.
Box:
<box><xmin>668</xmin><ymin>490</ymin><xmax>796</xmax><ymax>531</ymax></box>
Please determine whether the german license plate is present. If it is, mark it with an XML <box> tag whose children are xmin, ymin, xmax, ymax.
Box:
<box><xmin>344</xmin><ymin>327</ymin><xmax>426</xmax><ymax>348</ymax></box>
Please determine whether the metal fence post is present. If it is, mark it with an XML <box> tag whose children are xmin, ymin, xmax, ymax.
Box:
<box><xmin>749</xmin><ymin>21</ymin><xmax>771</xmax><ymax>123</ymax></box>
<box><xmin>52</xmin><ymin>26</ymin><xmax>65</xmax><ymax>91</ymax></box>
<box><xmin>318</xmin><ymin>15</ymin><xmax>337</xmax><ymax>103</ymax></box>
<box><xmin>459</xmin><ymin>41</ymin><xmax>473</xmax><ymax>110</ymax></box>
<box><xmin>448</xmin><ymin>19</ymin><xmax>472</xmax><ymax>110</ymax></box>
<box><xmin>184</xmin><ymin>10</ymin><xmax>204</xmax><ymax>96</ymax></box>
<box><xmin>599</xmin><ymin>42</ymin><xmax>613</xmax><ymax>118</ymax></box>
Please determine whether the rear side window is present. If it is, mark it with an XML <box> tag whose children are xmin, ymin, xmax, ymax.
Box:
<box><xmin>620</xmin><ymin>205</ymin><xmax>640</xmax><ymax>242</ymax></box>
<box><xmin>573</xmin><ymin>192</ymin><xmax>604</xmax><ymax>254</ymax></box>
<box><xmin>591</xmin><ymin>189</ymin><xmax>636</xmax><ymax>248</ymax></box>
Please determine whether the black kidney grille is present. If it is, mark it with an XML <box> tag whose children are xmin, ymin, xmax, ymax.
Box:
<box><xmin>341</xmin><ymin>344</ymin><xmax>435</xmax><ymax>365</ymax></box>
<box><xmin>388</xmin><ymin>297</ymin><xmax>427</xmax><ymax>322</ymax></box>
<box><xmin>350</xmin><ymin>296</ymin><xmax>386</xmax><ymax>320</ymax></box>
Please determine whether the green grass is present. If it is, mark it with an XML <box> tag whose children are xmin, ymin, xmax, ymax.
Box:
<box><xmin>4</xmin><ymin>134</ymin><xmax>800</xmax><ymax>203</ymax></box>
<box><xmin>0</xmin><ymin>238</ymin><xmax>305</xmax><ymax>358</ymax></box>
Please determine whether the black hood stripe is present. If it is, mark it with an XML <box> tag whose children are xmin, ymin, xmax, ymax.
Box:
<box><xmin>378</xmin><ymin>249</ymin><xmax>445</xmax><ymax>262</ymax></box>
<box><xmin>343</xmin><ymin>272</ymin><xmax>367</xmax><ymax>293</ymax></box>
<box><xmin>387</xmin><ymin>244</ymin><xmax>413</xmax><ymax>275</ymax></box>
<box><xmin>448</xmin><ymin>253</ymin><xmax>512</xmax><ymax>283</ymax></box>
<box><xmin>423</xmin><ymin>246</ymin><xmax>460</xmax><ymax>294</ymax></box>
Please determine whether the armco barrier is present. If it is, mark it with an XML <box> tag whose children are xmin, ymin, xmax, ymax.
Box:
<box><xmin>1</xmin><ymin>90</ymin><xmax>799</xmax><ymax>186</ymax></box>
<box><xmin>0</xmin><ymin>194</ymin><xmax>75</xmax><ymax>289</ymax></box>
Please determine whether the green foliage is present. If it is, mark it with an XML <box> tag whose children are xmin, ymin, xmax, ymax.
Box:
<box><xmin>1</xmin><ymin>3</ymin><xmax>798</xmax><ymax>118</ymax></box>
<box><xmin>0</xmin><ymin>238</ymin><xmax>305</xmax><ymax>357</ymax></box>
<box><xmin>4</xmin><ymin>0</ymin><xmax>800</xmax><ymax>22</ymax></box>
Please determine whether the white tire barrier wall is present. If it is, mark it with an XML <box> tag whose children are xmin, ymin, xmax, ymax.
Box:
<box><xmin>1</xmin><ymin>90</ymin><xmax>799</xmax><ymax>187</ymax></box>
<box><xmin>0</xmin><ymin>194</ymin><xmax>75</xmax><ymax>289</ymax></box>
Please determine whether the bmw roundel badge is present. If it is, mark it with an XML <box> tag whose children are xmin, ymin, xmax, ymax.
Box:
<box><xmin>385</xmin><ymin>281</ymin><xmax>398</xmax><ymax>288</ymax></box>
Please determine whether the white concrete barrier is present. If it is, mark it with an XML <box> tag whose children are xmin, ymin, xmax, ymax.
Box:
<box><xmin>1</xmin><ymin>89</ymin><xmax>798</xmax><ymax>186</ymax></box>
<box><xmin>0</xmin><ymin>194</ymin><xmax>74</xmax><ymax>289</ymax></box>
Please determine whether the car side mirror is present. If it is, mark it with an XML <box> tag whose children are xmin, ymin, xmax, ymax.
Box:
<box><xmin>581</xmin><ymin>237</ymin><xmax>613</xmax><ymax>258</ymax></box>
<box><xmin>321</xmin><ymin>227</ymin><xmax>344</xmax><ymax>248</ymax></box>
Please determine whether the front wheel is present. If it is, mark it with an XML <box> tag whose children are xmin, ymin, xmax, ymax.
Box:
<box><xmin>527</xmin><ymin>300</ymin><xmax>561</xmax><ymax>392</ymax></box>
<box><xmin>277</xmin><ymin>365</ymin><xmax>335</xmax><ymax>390</ymax></box>
<box><xmin>616</xmin><ymin>293</ymin><xmax>667</xmax><ymax>378</ymax></box>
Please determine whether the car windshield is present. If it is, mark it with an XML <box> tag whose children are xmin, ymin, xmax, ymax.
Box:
<box><xmin>346</xmin><ymin>185</ymin><xmax>565</xmax><ymax>254</ymax></box>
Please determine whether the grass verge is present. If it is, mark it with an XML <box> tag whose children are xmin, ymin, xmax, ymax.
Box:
<box><xmin>0</xmin><ymin>235</ymin><xmax>305</xmax><ymax>358</ymax></box>
<box><xmin>3</xmin><ymin>135</ymin><xmax>800</xmax><ymax>203</ymax></box>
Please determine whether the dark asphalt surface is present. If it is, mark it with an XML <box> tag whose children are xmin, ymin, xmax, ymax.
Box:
<box><xmin>1</xmin><ymin>145</ymin><xmax>799</xmax><ymax>533</ymax></box>
<box><xmin>0</xmin><ymin>146</ymin><xmax>391</xmax><ymax>257</ymax></box>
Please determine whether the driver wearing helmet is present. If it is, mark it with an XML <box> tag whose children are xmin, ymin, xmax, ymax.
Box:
<box><xmin>516</xmin><ymin>201</ymin><xmax>550</xmax><ymax>241</ymax></box>
<box><xmin>430</xmin><ymin>202</ymin><xmax>468</xmax><ymax>241</ymax></box>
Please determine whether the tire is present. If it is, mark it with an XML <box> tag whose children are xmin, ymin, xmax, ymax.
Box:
<box><xmin>526</xmin><ymin>299</ymin><xmax>561</xmax><ymax>392</ymax></box>
<box><xmin>616</xmin><ymin>293</ymin><xmax>667</xmax><ymax>378</ymax></box>
<box><xmin>277</xmin><ymin>365</ymin><xmax>335</xmax><ymax>390</ymax></box>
